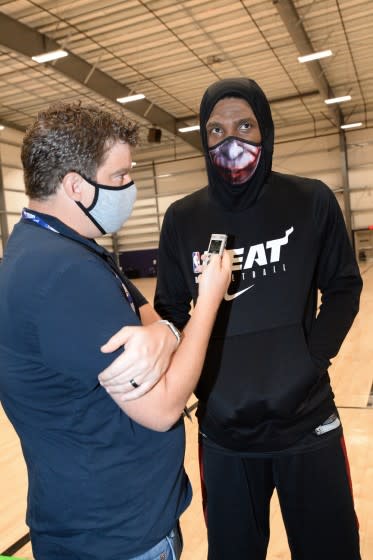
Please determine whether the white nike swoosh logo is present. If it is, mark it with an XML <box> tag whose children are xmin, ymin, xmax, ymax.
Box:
<box><xmin>224</xmin><ymin>284</ymin><xmax>254</xmax><ymax>301</ymax></box>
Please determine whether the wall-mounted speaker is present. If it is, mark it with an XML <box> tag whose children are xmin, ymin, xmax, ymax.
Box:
<box><xmin>148</xmin><ymin>127</ymin><xmax>162</xmax><ymax>143</ymax></box>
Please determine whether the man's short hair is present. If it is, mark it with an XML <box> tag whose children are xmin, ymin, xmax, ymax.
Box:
<box><xmin>21</xmin><ymin>101</ymin><xmax>139</xmax><ymax>199</ymax></box>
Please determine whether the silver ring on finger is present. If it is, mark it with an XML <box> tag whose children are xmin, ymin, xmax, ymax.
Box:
<box><xmin>129</xmin><ymin>378</ymin><xmax>140</xmax><ymax>389</ymax></box>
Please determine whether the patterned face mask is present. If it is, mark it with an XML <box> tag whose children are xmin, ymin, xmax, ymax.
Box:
<box><xmin>208</xmin><ymin>136</ymin><xmax>262</xmax><ymax>185</ymax></box>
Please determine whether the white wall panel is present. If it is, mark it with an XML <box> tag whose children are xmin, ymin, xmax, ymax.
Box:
<box><xmin>4</xmin><ymin>214</ymin><xmax>21</xmax><ymax>234</ymax></box>
<box><xmin>273</xmin><ymin>134</ymin><xmax>342</xmax><ymax>190</ymax></box>
<box><xmin>155</xmin><ymin>157</ymin><xmax>206</xmax><ymax>195</ymax></box>
<box><xmin>158</xmin><ymin>194</ymin><xmax>189</xmax><ymax>214</ymax></box>
<box><xmin>2</xmin><ymin>167</ymin><xmax>24</xmax><ymax>189</ymax></box>
<box><xmin>1</xmin><ymin>144</ymin><xmax>22</xmax><ymax>168</ymax></box>
<box><xmin>5</xmin><ymin>190</ymin><xmax>28</xmax><ymax>213</ymax></box>
<box><xmin>1</xmin><ymin>124</ymin><xmax>373</xmax><ymax>254</ymax></box>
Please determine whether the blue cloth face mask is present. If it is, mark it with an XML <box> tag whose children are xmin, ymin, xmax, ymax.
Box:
<box><xmin>76</xmin><ymin>174</ymin><xmax>137</xmax><ymax>234</ymax></box>
<box><xmin>209</xmin><ymin>136</ymin><xmax>262</xmax><ymax>185</ymax></box>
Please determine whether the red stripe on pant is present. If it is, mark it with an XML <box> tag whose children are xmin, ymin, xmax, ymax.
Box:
<box><xmin>198</xmin><ymin>439</ymin><xmax>208</xmax><ymax>526</ymax></box>
<box><xmin>340</xmin><ymin>435</ymin><xmax>360</xmax><ymax>530</ymax></box>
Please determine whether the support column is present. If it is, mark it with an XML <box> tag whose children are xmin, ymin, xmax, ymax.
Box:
<box><xmin>339</xmin><ymin>130</ymin><xmax>353</xmax><ymax>242</ymax></box>
<box><xmin>0</xmin><ymin>147</ymin><xmax>9</xmax><ymax>253</ymax></box>
<box><xmin>152</xmin><ymin>161</ymin><xmax>161</xmax><ymax>235</ymax></box>
<box><xmin>112</xmin><ymin>232</ymin><xmax>121</xmax><ymax>269</ymax></box>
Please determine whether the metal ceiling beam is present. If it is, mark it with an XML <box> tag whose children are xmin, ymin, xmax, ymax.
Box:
<box><xmin>0</xmin><ymin>118</ymin><xmax>26</xmax><ymax>133</ymax></box>
<box><xmin>0</xmin><ymin>12</ymin><xmax>202</xmax><ymax>152</ymax></box>
<box><xmin>273</xmin><ymin>0</ymin><xmax>353</xmax><ymax>239</ymax></box>
<box><xmin>177</xmin><ymin>89</ymin><xmax>321</xmax><ymax>125</ymax></box>
<box><xmin>273</xmin><ymin>0</ymin><xmax>342</xmax><ymax>127</ymax></box>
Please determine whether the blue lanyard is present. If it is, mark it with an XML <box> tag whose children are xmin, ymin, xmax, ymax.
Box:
<box><xmin>108</xmin><ymin>262</ymin><xmax>136</xmax><ymax>314</ymax></box>
<box><xmin>21</xmin><ymin>209</ymin><xmax>137</xmax><ymax>314</ymax></box>
<box><xmin>22</xmin><ymin>209</ymin><xmax>59</xmax><ymax>233</ymax></box>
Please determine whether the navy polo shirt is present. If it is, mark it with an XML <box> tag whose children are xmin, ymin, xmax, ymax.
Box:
<box><xmin>0</xmin><ymin>212</ymin><xmax>191</xmax><ymax>559</ymax></box>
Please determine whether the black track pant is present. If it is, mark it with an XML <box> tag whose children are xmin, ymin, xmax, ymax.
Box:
<box><xmin>199</xmin><ymin>434</ymin><xmax>361</xmax><ymax>560</ymax></box>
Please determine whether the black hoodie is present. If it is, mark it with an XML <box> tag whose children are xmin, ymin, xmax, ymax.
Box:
<box><xmin>200</xmin><ymin>77</ymin><xmax>274</xmax><ymax>211</ymax></box>
<box><xmin>154</xmin><ymin>78</ymin><xmax>362</xmax><ymax>451</ymax></box>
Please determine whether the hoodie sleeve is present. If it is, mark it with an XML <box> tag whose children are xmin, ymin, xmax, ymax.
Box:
<box><xmin>308</xmin><ymin>185</ymin><xmax>363</xmax><ymax>370</ymax></box>
<box><xmin>154</xmin><ymin>204</ymin><xmax>193</xmax><ymax>330</ymax></box>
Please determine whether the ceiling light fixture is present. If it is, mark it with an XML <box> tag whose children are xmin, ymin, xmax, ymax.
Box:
<box><xmin>0</xmin><ymin>125</ymin><xmax>5</xmax><ymax>130</ymax></box>
<box><xmin>32</xmin><ymin>49</ymin><xmax>68</xmax><ymax>63</ymax></box>
<box><xmin>178</xmin><ymin>125</ymin><xmax>200</xmax><ymax>132</ymax></box>
<box><xmin>340</xmin><ymin>122</ymin><xmax>362</xmax><ymax>130</ymax></box>
<box><xmin>116</xmin><ymin>94</ymin><xmax>145</xmax><ymax>103</ymax></box>
<box><xmin>325</xmin><ymin>95</ymin><xmax>352</xmax><ymax>104</ymax></box>
<box><xmin>298</xmin><ymin>49</ymin><xmax>333</xmax><ymax>63</ymax></box>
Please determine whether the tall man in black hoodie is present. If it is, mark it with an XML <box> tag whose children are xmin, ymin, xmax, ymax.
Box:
<box><xmin>100</xmin><ymin>78</ymin><xmax>362</xmax><ymax>559</ymax></box>
<box><xmin>153</xmin><ymin>78</ymin><xmax>363</xmax><ymax>559</ymax></box>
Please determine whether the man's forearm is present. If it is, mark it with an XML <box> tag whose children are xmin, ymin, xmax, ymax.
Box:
<box><xmin>139</xmin><ymin>302</ymin><xmax>161</xmax><ymax>325</ymax></box>
<box><xmin>113</xmin><ymin>296</ymin><xmax>219</xmax><ymax>431</ymax></box>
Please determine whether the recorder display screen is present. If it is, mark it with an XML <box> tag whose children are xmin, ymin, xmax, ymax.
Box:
<box><xmin>209</xmin><ymin>239</ymin><xmax>223</xmax><ymax>253</ymax></box>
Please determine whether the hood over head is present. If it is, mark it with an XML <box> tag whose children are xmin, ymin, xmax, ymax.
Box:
<box><xmin>200</xmin><ymin>77</ymin><xmax>274</xmax><ymax>211</ymax></box>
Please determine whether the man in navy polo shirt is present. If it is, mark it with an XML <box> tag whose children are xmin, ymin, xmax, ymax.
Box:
<box><xmin>0</xmin><ymin>101</ymin><xmax>230</xmax><ymax>559</ymax></box>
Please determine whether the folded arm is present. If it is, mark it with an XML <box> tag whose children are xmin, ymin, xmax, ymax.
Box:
<box><xmin>100</xmin><ymin>253</ymin><xmax>230</xmax><ymax>431</ymax></box>
<box><xmin>100</xmin><ymin>302</ymin><xmax>180</xmax><ymax>400</ymax></box>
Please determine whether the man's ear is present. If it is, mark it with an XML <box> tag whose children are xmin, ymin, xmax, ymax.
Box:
<box><xmin>62</xmin><ymin>172</ymin><xmax>84</xmax><ymax>201</ymax></box>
